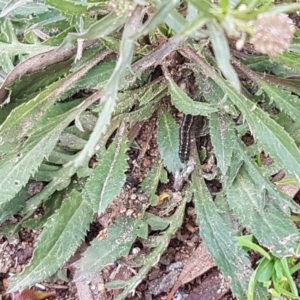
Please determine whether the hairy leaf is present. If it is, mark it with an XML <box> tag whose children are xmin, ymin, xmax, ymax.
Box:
<box><xmin>72</xmin><ymin>7</ymin><xmax>142</xmax><ymax>167</ymax></box>
<box><xmin>207</xmin><ymin>21</ymin><xmax>240</xmax><ymax>90</ymax></box>
<box><xmin>157</xmin><ymin>110</ymin><xmax>183</xmax><ymax>174</ymax></box>
<box><xmin>0</xmin><ymin>0</ymin><xmax>48</xmax><ymax>17</ymax></box>
<box><xmin>272</xmin><ymin>53</ymin><xmax>300</xmax><ymax>74</ymax></box>
<box><xmin>259</xmin><ymin>81</ymin><xmax>300</xmax><ymax>123</ymax></box>
<box><xmin>114</xmin><ymin>195</ymin><xmax>187</xmax><ymax>300</ymax></box>
<box><xmin>46</xmin><ymin>0</ymin><xmax>106</xmax><ymax>16</ymax></box>
<box><xmin>209</xmin><ymin>112</ymin><xmax>235</xmax><ymax>174</ymax></box>
<box><xmin>169</xmin><ymin>78</ymin><xmax>217</xmax><ymax>116</ymax></box>
<box><xmin>60</xmin><ymin>13</ymin><xmax>128</xmax><ymax>49</ymax></box>
<box><xmin>235</xmin><ymin>140</ymin><xmax>300</xmax><ymax>214</ymax></box>
<box><xmin>83</xmin><ymin>123</ymin><xmax>129</xmax><ymax>214</ymax></box>
<box><xmin>139</xmin><ymin>82</ymin><xmax>168</xmax><ymax>106</ymax></box>
<box><xmin>0</xmin><ymin>114</ymin><xmax>71</xmax><ymax>206</ymax></box>
<box><xmin>192</xmin><ymin>159</ymin><xmax>252</xmax><ymax>299</ymax></box>
<box><xmin>140</xmin><ymin>156</ymin><xmax>168</xmax><ymax>205</ymax></box>
<box><xmin>74</xmin><ymin>217</ymin><xmax>148</xmax><ymax>282</ymax></box>
<box><xmin>220</xmin><ymin>80</ymin><xmax>300</xmax><ymax>182</ymax></box>
<box><xmin>227</xmin><ymin>167</ymin><xmax>299</xmax><ymax>257</ymax></box>
<box><xmin>0</xmin><ymin>185</ymin><xmax>29</xmax><ymax>224</ymax></box>
<box><xmin>9</xmin><ymin>190</ymin><xmax>93</xmax><ymax>292</ymax></box>
<box><xmin>22</xmin><ymin>192</ymin><xmax>63</xmax><ymax>230</ymax></box>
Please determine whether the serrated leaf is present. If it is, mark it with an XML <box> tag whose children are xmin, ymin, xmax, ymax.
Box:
<box><xmin>46</xmin><ymin>0</ymin><xmax>106</xmax><ymax>16</ymax></box>
<box><xmin>259</xmin><ymin>81</ymin><xmax>300</xmax><ymax>123</ymax></box>
<box><xmin>223</xmin><ymin>150</ymin><xmax>244</xmax><ymax>189</ymax></box>
<box><xmin>0</xmin><ymin>185</ymin><xmax>28</xmax><ymax>224</ymax></box>
<box><xmin>144</xmin><ymin>212</ymin><xmax>169</xmax><ymax>231</ymax></box>
<box><xmin>0</xmin><ymin>98</ymin><xmax>87</xmax><ymax>206</ymax></box>
<box><xmin>114</xmin><ymin>195</ymin><xmax>187</xmax><ymax>300</ymax></box>
<box><xmin>0</xmin><ymin>0</ymin><xmax>29</xmax><ymax>17</ymax></box>
<box><xmin>9</xmin><ymin>59</ymin><xmax>72</xmax><ymax>101</ymax></box>
<box><xmin>227</xmin><ymin>167</ymin><xmax>299</xmax><ymax>256</ymax></box>
<box><xmin>236</xmin><ymin>140</ymin><xmax>300</xmax><ymax>214</ymax></box>
<box><xmin>60</xmin><ymin>12</ymin><xmax>128</xmax><ymax>49</ymax></box>
<box><xmin>74</xmin><ymin>217</ymin><xmax>147</xmax><ymax>282</ymax></box>
<box><xmin>274</xmin><ymin>113</ymin><xmax>300</xmax><ymax>146</ymax></box>
<box><xmin>272</xmin><ymin>52</ymin><xmax>300</xmax><ymax>74</ymax></box>
<box><xmin>0</xmin><ymin>41</ymin><xmax>54</xmax><ymax>57</ymax></box>
<box><xmin>83</xmin><ymin>123</ymin><xmax>129</xmax><ymax>214</ymax></box>
<box><xmin>71</xmin><ymin>7</ymin><xmax>143</xmax><ymax>167</ymax></box>
<box><xmin>0</xmin><ymin>54</ymin><xmax>107</xmax><ymax>204</ymax></box>
<box><xmin>195</xmin><ymin>74</ymin><xmax>239</xmax><ymax>116</ymax></box>
<box><xmin>64</xmin><ymin>60</ymin><xmax>115</xmax><ymax>99</ymax></box>
<box><xmin>0</xmin><ymin>0</ymin><xmax>48</xmax><ymax>17</ymax></box>
<box><xmin>22</xmin><ymin>192</ymin><xmax>63</xmax><ymax>230</ymax></box>
<box><xmin>218</xmin><ymin>79</ymin><xmax>300</xmax><ymax>182</ymax></box>
<box><xmin>140</xmin><ymin>156</ymin><xmax>168</xmax><ymax>205</ymax></box>
<box><xmin>9</xmin><ymin>190</ymin><xmax>93</xmax><ymax>292</ymax></box>
<box><xmin>157</xmin><ymin>110</ymin><xmax>183</xmax><ymax>174</ymax></box>
<box><xmin>209</xmin><ymin>112</ymin><xmax>235</xmax><ymax>174</ymax></box>
<box><xmin>0</xmin><ymin>114</ymin><xmax>70</xmax><ymax>206</ymax></box>
<box><xmin>169</xmin><ymin>78</ymin><xmax>217</xmax><ymax>116</ymax></box>
<box><xmin>0</xmin><ymin>51</ymin><xmax>106</xmax><ymax>151</ymax></box>
<box><xmin>192</xmin><ymin>161</ymin><xmax>251</xmax><ymax>299</ymax></box>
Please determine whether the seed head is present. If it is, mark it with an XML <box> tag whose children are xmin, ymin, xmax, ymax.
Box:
<box><xmin>108</xmin><ymin>0</ymin><xmax>135</xmax><ymax>16</ymax></box>
<box><xmin>250</xmin><ymin>13</ymin><xmax>295</xmax><ymax>56</ymax></box>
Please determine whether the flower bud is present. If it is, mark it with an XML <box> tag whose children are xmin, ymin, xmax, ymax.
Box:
<box><xmin>250</xmin><ymin>13</ymin><xmax>295</xmax><ymax>56</ymax></box>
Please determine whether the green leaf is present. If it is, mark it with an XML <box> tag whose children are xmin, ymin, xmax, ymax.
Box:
<box><xmin>0</xmin><ymin>114</ymin><xmax>70</xmax><ymax>206</ymax></box>
<box><xmin>195</xmin><ymin>74</ymin><xmax>239</xmax><ymax>116</ymax></box>
<box><xmin>271</xmin><ymin>53</ymin><xmax>300</xmax><ymax>74</ymax></box>
<box><xmin>0</xmin><ymin>40</ymin><xmax>54</xmax><ymax>57</ymax></box>
<box><xmin>248</xmin><ymin>257</ymin><xmax>273</xmax><ymax>300</ymax></box>
<box><xmin>169</xmin><ymin>78</ymin><xmax>217</xmax><ymax>116</ymax></box>
<box><xmin>114</xmin><ymin>195</ymin><xmax>187</xmax><ymax>300</ymax></box>
<box><xmin>0</xmin><ymin>0</ymin><xmax>31</xmax><ymax>18</ymax></box>
<box><xmin>0</xmin><ymin>185</ymin><xmax>28</xmax><ymax>224</ymax></box>
<box><xmin>46</xmin><ymin>0</ymin><xmax>106</xmax><ymax>16</ymax></box>
<box><xmin>64</xmin><ymin>60</ymin><xmax>115</xmax><ymax>99</ymax></box>
<box><xmin>192</xmin><ymin>160</ymin><xmax>251</xmax><ymax>299</ymax></box>
<box><xmin>0</xmin><ymin>0</ymin><xmax>48</xmax><ymax>17</ymax></box>
<box><xmin>139</xmin><ymin>82</ymin><xmax>168</xmax><ymax>106</ymax></box>
<box><xmin>22</xmin><ymin>192</ymin><xmax>63</xmax><ymax>230</ymax></box>
<box><xmin>71</xmin><ymin>7</ymin><xmax>141</xmax><ymax>167</ymax></box>
<box><xmin>227</xmin><ymin>167</ymin><xmax>299</xmax><ymax>257</ymax></box>
<box><xmin>60</xmin><ymin>12</ymin><xmax>128</xmax><ymax>49</ymax></box>
<box><xmin>58</xmin><ymin>133</ymin><xmax>87</xmax><ymax>151</ymax></box>
<box><xmin>140</xmin><ymin>156</ymin><xmax>168</xmax><ymax>205</ymax></box>
<box><xmin>259</xmin><ymin>81</ymin><xmax>300</xmax><ymax>123</ymax></box>
<box><xmin>9</xmin><ymin>190</ymin><xmax>93</xmax><ymax>292</ymax></box>
<box><xmin>235</xmin><ymin>236</ymin><xmax>272</xmax><ymax>260</ymax></box>
<box><xmin>207</xmin><ymin>21</ymin><xmax>240</xmax><ymax>91</ymax></box>
<box><xmin>0</xmin><ymin>53</ymin><xmax>106</xmax><ymax>204</ymax></box>
<box><xmin>8</xmin><ymin>59</ymin><xmax>72</xmax><ymax>101</ymax></box>
<box><xmin>83</xmin><ymin>123</ymin><xmax>129</xmax><ymax>214</ymax></box>
<box><xmin>144</xmin><ymin>212</ymin><xmax>169</xmax><ymax>231</ymax></box>
<box><xmin>236</xmin><ymin>140</ymin><xmax>300</xmax><ymax>214</ymax></box>
<box><xmin>74</xmin><ymin>217</ymin><xmax>148</xmax><ymax>282</ymax></box>
<box><xmin>209</xmin><ymin>112</ymin><xmax>235</xmax><ymax>174</ymax></box>
<box><xmin>221</xmin><ymin>80</ymin><xmax>300</xmax><ymax>182</ymax></box>
<box><xmin>157</xmin><ymin>110</ymin><xmax>183</xmax><ymax>174</ymax></box>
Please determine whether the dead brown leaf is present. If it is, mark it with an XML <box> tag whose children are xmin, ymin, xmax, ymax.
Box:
<box><xmin>166</xmin><ymin>243</ymin><xmax>215</xmax><ymax>300</ymax></box>
<box><xmin>187</xmin><ymin>269</ymin><xmax>230</xmax><ymax>300</ymax></box>
<box><xmin>0</xmin><ymin>40</ymin><xmax>96</xmax><ymax>103</ymax></box>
